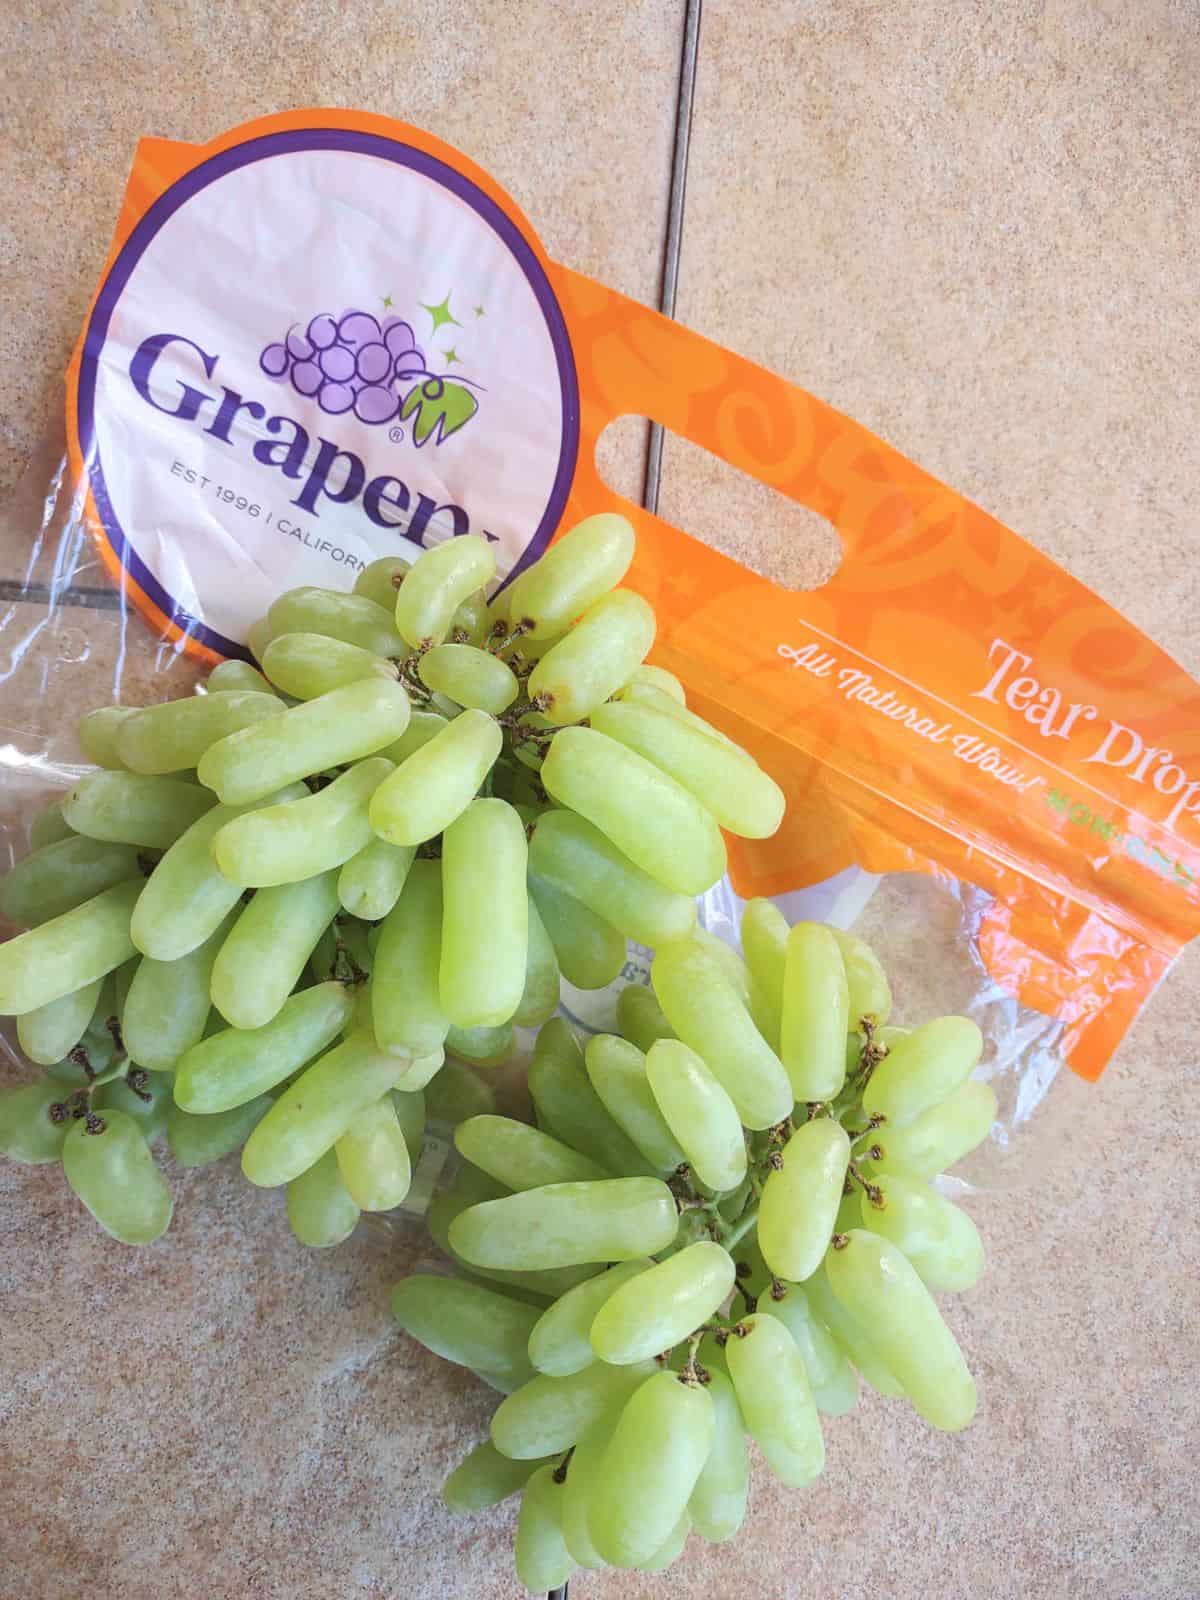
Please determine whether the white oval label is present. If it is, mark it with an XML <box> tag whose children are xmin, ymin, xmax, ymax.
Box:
<box><xmin>77</xmin><ymin>129</ymin><xmax>579</xmax><ymax>658</ymax></box>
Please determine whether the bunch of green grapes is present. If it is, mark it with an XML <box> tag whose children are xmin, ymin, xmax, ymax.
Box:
<box><xmin>393</xmin><ymin>909</ymin><xmax>997</xmax><ymax>1590</ymax></box>
<box><xmin>0</xmin><ymin>512</ymin><xmax>783</xmax><ymax>1249</ymax></box>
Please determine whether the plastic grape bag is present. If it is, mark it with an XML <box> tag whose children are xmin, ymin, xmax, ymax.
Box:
<box><xmin>5</xmin><ymin>108</ymin><xmax>1200</xmax><ymax>1203</ymax></box>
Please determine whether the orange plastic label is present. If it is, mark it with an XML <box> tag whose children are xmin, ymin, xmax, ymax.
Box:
<box><xmin>65</xmin><ymin>110</ymin><xmax>1200</xmax><ymax>1080</ymax></box>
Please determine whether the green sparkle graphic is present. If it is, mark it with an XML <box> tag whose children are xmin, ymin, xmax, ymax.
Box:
<box><xmin>421</xmin><ymin>293</ymin><xmax>462</xmax><ymax>334</ymax></box>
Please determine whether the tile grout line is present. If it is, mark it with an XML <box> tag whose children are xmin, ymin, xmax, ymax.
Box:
<box><xmin>641</xmin><ymin>0</ymin><xmax>703</xmax><ymax>519</ymax></box>
<box><xmin>550</xmin><ymin>15</ymin><xmax>702</xmax><ymax>1590</ymax></box>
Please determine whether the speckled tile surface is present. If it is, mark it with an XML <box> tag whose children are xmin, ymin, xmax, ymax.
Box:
<box><xmin>3</xmin><ymin>4</ymin><xmax>1200</xmax><ymax>1599</ymax></box>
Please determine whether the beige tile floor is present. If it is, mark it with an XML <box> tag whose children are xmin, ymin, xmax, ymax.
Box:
<box><xmin>2</xmin><ymin>4</ymin><xmax>1199</xmax><ymax>1598</ymax></box>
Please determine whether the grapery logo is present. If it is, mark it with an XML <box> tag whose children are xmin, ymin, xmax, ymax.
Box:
<box><xmin>259</xmin><ymin>302</ymin><xmax>482</xmax><ymax>445</ymax></box>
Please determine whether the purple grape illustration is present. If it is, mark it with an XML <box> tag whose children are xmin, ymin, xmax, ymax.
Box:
<box><xmin>258</xmin><ymin>304</ymin><xmax>481</xmax><ymax>436</ymax></box>
<box><xmin>286</xmin><ymin>327</ymin><xmax>314</xmax><ymax>362</ymax></box>
<box><xmin>338</xmin><ymin>310</ymin><xmax>381</xmax><ymax>348</ymax></box>
<box><xmin>356</xmin><ymin>342</ymin><xmax>392</xmax><ymax>384</ymax></box>
<box><xmin>291</xmin><ymin>360</ymin><xmax>323</xmax><ymax>397</ymax></box>
<box><xmin>354</xmin><ymin>385</ymin><xmax>400</xmax><ymax>425</ymax></box>
<box><xmin>318</xmin><ymin>382</ymin><xmax>356</xmax><ymax>415</ymax></box>
<box><xmin>307</xmin><ymin>313</ymin><xmax>338</xmax><ymax>350</ymax></box>
<box><xmin>260</xmin><ymin>343</ymin><xmax>289</xmax><ymax>379</ymax></box>
<box><xmin>383</xmin><ymin>320</ymin><xmax>418</xmax><ymax>357</ymax></box>
<box><xmin>318</xmin><ymin>344</ymin><xmax>356</xmax><ymax>383</ymax></box>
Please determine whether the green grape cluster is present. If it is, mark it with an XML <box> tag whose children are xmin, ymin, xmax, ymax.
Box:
<box><xmin>393</xmin><ymin>908</ymin><xmax>997</xmax><ymax>1591</ymax></box>
<box><xmin>0</xmin><ymin>512</ymin><xmax>784</xmax><ymax>1252</ymax></box>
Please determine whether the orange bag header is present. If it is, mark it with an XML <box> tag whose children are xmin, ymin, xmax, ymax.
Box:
<box><xmin>65</xmin><ymin>109</ymin><xmax>1200</xmax><ymax>1080</ymax></box>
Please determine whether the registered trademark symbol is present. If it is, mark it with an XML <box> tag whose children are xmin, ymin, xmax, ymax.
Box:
<box><xmin>389</xmin><ymin>425</ymin><xmax>405</xmax><ymax>444</ymax></box>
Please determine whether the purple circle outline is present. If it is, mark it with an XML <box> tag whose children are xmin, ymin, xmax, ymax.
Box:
<box><xmin>76</xmin><ymin>127</ymin><xmax>581</xmax><ymax>660</ymax></box>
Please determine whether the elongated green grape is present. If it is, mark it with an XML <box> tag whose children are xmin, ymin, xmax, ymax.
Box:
<box><xmin>79</xmin><ymin>705</ymin><xmax>136</xmax><ymax>768</ymax></box>
<box><xmin>590</xmin><ymin>699</ymin><xmax>783</xmax><ymax>839</ymax></box>
<box><xmin>689</xmin><ymin>926</ymin><xmax>756</xmax><ymax>1009</ymax></box>
<box><xmin>860</xmin><ymin>1170</ymin><xmax>984</xmax><ymax>1292</ymax></box>
<box><xmin>509</xmin><ymin>513</ymin><xmax>635</xmax><ymax>638</ymax></box>
<box><xmin>1</xmin><ymin>1077</ymin><xmax>71</xmax><ymax>1163</ymax></box>
<box><xmin>740</xmin><ymin>897</ymin><xmax>788</xmax><ymax>1050</ymax></box>
<box><xmin>528</xmin><ymin>1019</ymin><xmax>655</xmax><ymax>1177</ymax></box>
<box><xmin>443</xmin><ymin>1441</ymin><xmax>554</xmax><ymax>1513</ymax></box>
<box><xmin>16</xmin><ymin>977</ymin><xmax>103</xmax><ymax>1065</ymax></box>
<box><xmin>29</xmin><ymin>800</ymin><xmax>74</xmax><ymax>850</ymax></box>
<box><xmin>616</xmin><ymin>984</ymin><xmax>675</xmax><ymax>1053</ymax></box>
<box><xmin>242</xmin><ymin>1029</ymin><xmax>413</xmax><ymax>1186</ymax></box>
<box><xmin>95</xmin><ymin>1067</ymin><xmax>172</xmax><ymax>1144</ymax></box>
<box><xmin>759</xmin><ymin>1117</ymin><xmax>851</xmax><ymax>1281</ymax></box>
<box><xmin>166</xmin><ymin>1094</ymin><xmax>272</xmax><ymax>1167</ymax></box>
<box><xmin>337</xmin><ymin>835</ymin><xmax>415</xmax><ymax>921</ymax></box>
<box><xmin>687</xmin><ymin>1364</ymin><xmax>747</xmax><ymax>1543</ymax></box>
<box><xmin>456</xmin><ymin>1115</ymin><xmax>609</xmax><ymax>1191</ymax></box>
<box><xmin>0</xmin><ymin>880</ymin><xmax>141</xmax><ymax>1015</ymax></box>
<box><xmin>651</xmin><ymin>941</ymin><xmax>791</xmax><ymax>1130</ymax></box>
<box><xmin>725</xmin><ymin>1312</ymin><xmax>823</xmax><ymax>1486</ymax></box>
<box><xmin>335</xmin><ymin>1095</ymin><xmax>412</xmax><ymax>1210</ymax></box>
<box><xmin>871</xmin><ymin>1078</ymin><xmax>997</xmax><ymax>1176</ymax></box>
<box><xmin>530</xmin><ymin>809</ymin><xmax>695</xmax><ymax>948</ymax></box>
<box><xmin>813</xmin><ymin>1361</ymin><xmax>860</xmax><ymax>1417</ymax></box>
<box><xmin>393</xmin><ymin>534</ymin><xmax>495</xmax><ymax>647</ymax></box>
<box><xmin>445</xmin><ymin>1023</ymin><xmax>511</xmax><ymax>1065</ymax></box>
<box><xmin>527</xmin><ymin>874</ymin><xmax>626</xmax><ymax>991</ymax></box>
<box><xmin>354</xmin><ymin>554</ymin><xmax>409</xmax><ymax>610</ymax></box>
<box><xmin>781</xmin><ymin>922</ymin><xmax>849</xmax><ymax>1102</ymax></box>
<box><xmin>451</xmin><ymin>1177</ymin><xmax>677</xmax><ymax>1271</ymax></box>
<box><xmin>561</xmin><ymin>1408</ymin><xmax>619</xmax><ymax>1568</ymax></box>
<box><xmin>615</xmin><ymin>681</ymin><xmax>739</xmax><ymax>749</ymax></box>
<box><xmin>528</xmin><ymin>590</ymin><xmax>655</xmax><ymax>724</ymax></box>
<box><xmin>261</xmin><ymin>631</ymin><xmax>398</xmax><ymax>701</ymax></box>
<box><xmin>515</xmin><ymin>1465</ymin><xmax>575</xmax><ymax>1593</ymax></box>
<box><xmin>644</xmin><ymin>1038</ymin><xmax>746</xmax><ymax>1190</ymax></box>
<box><xmin>826</xmin><ymin>1230</ymin><xmax>976</xmax><ymax>1429</ymax></box>
<box><xmin>378</xmin><ymin>708</ymin><xmax>448</xmax><ymax>765</ymax></box>
<box><xmin>590</xmin><ymin>1371</ymin><xmax>713</xmax><ymax>1567</ymax></box>
<box><xmin>417</xmin><ymin>643</ymin><xmax>518</xmax><ymax>713</ymax></box>
<box><xmin>512</xmin><ymin>897</ymin><xmax>560</xmax><ymax>1028</ymax></box>
<box><xmin>391</xmin><ymin>1088</ymin><xmax>426</xmax><ymax>1167</ymax></box>
<box><xmin>440</xmin><ymin>799</ymin><xmax>527</xmax><ymax>1028</ymax></box>
<box><xmin>207</xmin><ymin>658</ymin><xmax>274</xmax><ymax>694</ymax></box>
<box><xmin>590</xmin><ymin>1242</ymin><xmax>735</xmax><ymax>1365</ymax></box>
<box><xmin>286</xmin><ymin>1147</ymin><xmax>361</xmax><ymax>1246</ymax></box>
<box><xmin>267</xmin><ymin>585</ymin><xmax>402</xmax><ymax>656</ymax></box>
<box><xmin>756</xmin><ymin>1280</ymin><xmax>855</xmax><ymax>1401</ymax></box>
<box><xmin>173</xmin><ymin>980</ymin><xmax>352</xmax><ymax>1112</ymax></box>
<box><xmin>62</xmin><ymin>772</ymin><xmax>213</xmax><ymax>848</ymax></box>
<box><xmin>831</xmin><ymin>928</ymin><xmax>892</xmax><ymax>1026</ymax></box>
<box><xmin>128</xmin><ymin>786</ymin><xmax>302</xmax><ymax>961</ymax></box>
<box><xmin>198</xmin><ymin>678</ymin><xmax>410</xmax><ymax>805</ymax></box>
<box><xmin>246</xmin><ymin>617</ymin><xmax>273</xmax><ymax>661</ymax></box>
<box><xmin>121</xmin><ymin>914</ymin><xmax>233</xmax><ymax>1071</ymax></box>
<box><xmin>427</xmin><ymin>1165</ymin><xmax>596</xmax><ymax>1302</ymax></box>
<box><xmin>62</xmin><ymin>1108</ymin><xmax>173</xmax><ymax>1243</ymax></box>
<box><xmin>863</xmin><ymin>1017</ymin><xmax>984</xmax><ymax>1128</ymax></box>
<box><xmin>117</xmin><ymin>692</ymin><xmax>282</xmax><ymax>774</ymax></box>
<box><xmin>423</xmin><ymin>1060</ymin><xmax>492</xmax><ymax>1127</ymax></box>
<box><xmin>392</xmin><ymin>1274</ymin><xmax>540</xmax><ymax>1388</ymax></box>
<box><xmin>637</xmin><ymin>1511</ymin><xmax>691</xmax><ymax>1573</ymax></box>
<box><xmin>528</xmin><ymin>1259</ymin><xmax>653</xmax><ymax>1377</ymax></box>
<box><xmin>368</xmin><ymin>708</ymin><xmax>501</xmax><ymax>848</ymax></box>
<box><xmin>209</xmin><ymin>871</ymin><xmax>339</xmax><ymax>1029</ymax></box>
<box><xmin>212</xmin><ymin>757</ymin><xmax>392</xmax><ymax>887</ymax></box>
<box><xmin>584</xmin><ymin>1035</ymin><xmax>686</xmax><ymax>1174</ymax></box>
<box><xmin>620</xmin><ymin>662</ymin><xmax>685</xmax><ymax>703</ymax></box>
<box><xmin>804</xmin><ymin>1261</ymin><xmax>904</xmax><ymax>1397</ymax></box>
<box><xmin>370</xmin><ymin>859</ymin><xmax>449</xmax><ymax>1057</ymax></box>
<box><xmin>492</xmin><ymin>1360</ymin><xmax>655</xmax><ymax>1459</ymax></box>
<box><xmin>2</xmin><ymin>836</ymin><xmax>140</xmax><ymax>930</ymax></box>
<box><xmin>451</xmin><ymin>588</ymin><xmax>490</xmax><ymax>646</ymax></box>
<box><xmin>543</xmin><ymin>726</ymin><xmax>725</xmax><ymax>896</ymax></box>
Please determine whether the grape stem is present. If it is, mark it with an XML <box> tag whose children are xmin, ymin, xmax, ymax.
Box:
<box><xmin>720</xmin><ymin>1203</ymin><xmax>760</xmax><ymax>1253</ymax></box>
